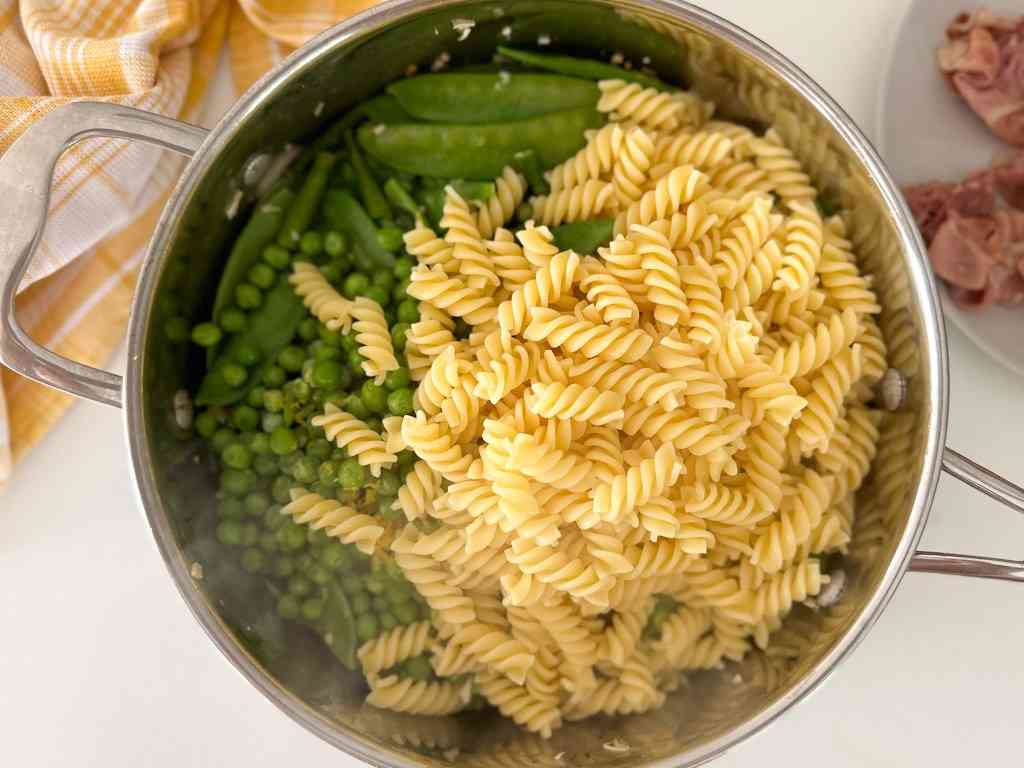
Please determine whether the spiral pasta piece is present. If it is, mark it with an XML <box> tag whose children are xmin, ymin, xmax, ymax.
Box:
<box><xmin>440</xmin><ymin>186</ymin><xmax>500</xmax><ymax>289</ymax></box>
<box><xmin>529</xmin><ymin>179</ymin><xmax>615</xmax><ymax>227</ymax></box>
<box><xmin>714</xmin><ymin>196</ymin><xmax>777</xmax><ymax>290</ymax></box>
<box><xmin>524</xmin><ymin>307</ymin><xmax>654</xmax><ymax>363</ymax></box>
<box><xmin>350</xmin><ymin>297</ymin><xmax>399</xmax><ymax>383</ymax></box>
<box><xmin>680</xmin><ymin>255</ymin><xmax>725</xmax><ymax>350</ymax></box>
<box><xmin>548</xmin><ymin>123</ymin><xmax>624</xmax><ymax>194</ymax></box>
<box><xmin>772</xmin><ymin>307</ymin><xmax>860</xmax><ymax>380</ymax></box>
<box><xmin>526</xmin><ymin>382</ymin><xmax>625</xmax><ymax>427</ymax></box>
<box><xmin>487</xmin><ymin>227</ymin><xmax>533</xmax><ymax>290</ymax></box>
<box><xmin>591</xmin><ymin>443</ymin><xmax>683</xmax><ymax>524</ymax></box>
<box><xmin>653</xmin><ymin>129</ymin><xmax>735</xmax><ymax>171</ymax></box>
<box><xmin>497</xmin><ymin>250</ymin><xmax>580</xmax><ymax>335</ymax></box>
<box><xmin>612</xmin><ymin>126</ymin><xmax>656</xmax><ymax>206</ymax></box>
<box><xmin>392</xmin><ymin>460</ymin><xmax>443</xmax><ymax>521</ymax></box>
<box><xmin>749</xmin><ymin>128</ymin><xmax>816</xmax><ymax>204</ymax></box>
<box><xmin>312</xmin><ymin>403</ymin><xmax>396</xmax><ymax>477</ymax></box>
<box><xmin>568</xmin><ymin>357</ymin><xmax>686</xmax><ymax>411</ymax></box>
<box><xmin>792</xmin><ymin>344</ymin><xmax>862</xmax><ymax>451</ymax></box>
<box><xmin>473</xmin><ymin>334</ymin><xmax>533</xmax><ymax>404</ymax></box>
<box><xmin>408</xmin><ymin>264</ymin><xmax>497</xmax><ymax>326</ymax></box>
<box><xmin>683</xmin><ymin>481</ymin><xmax>768</xmax><ymax>526</ymax></box>
<box><xmin>772</xmin><ymin>201</ymin><xmax>824</xmax><ymax>298</ymax></box>
<box><xmin>621</xmin><ymin>403</ymin><xmax>749</xmax><ymax>457</ymax></box>
<box><xmin>598</xmin><ymin>79</ymin><xmax>702</xmax><ymax>133</ymax></box>
<box><xmin>818</xmin><ymin>235</ymin><xmax>882</xmax><ymax>316</ymax></box>
<box><xmin>577</xmin><ymin>256</ymin><xmax>639</xmax><ymax>326</ymax></box>
<box><xmin>401</xmin><ymin>412</ymin><xmax>475</xmax><ymax>482</ymax></box>
<box><xmin>614</xmin><ymin>164</ymin><xmax>711</xmax><ymax>235</ymax></box>
<box><xmin>598</xmin><ymin>598</ymin><xmax>652</xmax><ymax>666</ymax></box>
<box><xmin>507</xmin><ymin>433</ymin><xmax>594</xmax><ymax>493</ymax></box>
<box><xmin>477</xmin><ymin>669</ymin><xmax>562</xmax><ymax>738</ymax></box>
<box><xmin>750</xmin><ymin>470</ymin><xmax>836</xmax><ymax>573</ymax></box>
<box><xmin>366</xmin><ymin>674</ymin><xmax>471</xmax><ymax>716</ymax></box>
<box><xmin>722</xmin><ymin>239</ymin><xmax>784</xmax><ymax>312</ymax></box>
<box><xmin>725</xmin><ymin>559</ymin><xmax>828</xmax><ymax>625</ymax></box>
<box><xmin>289</xmin><ymin>262</ymin><xmax>352</xmax><ymax>333</ymax></box>
<box><xmin>630</xmin><ymin>223</ymin><xmax>688</xmax><ymax>327</ymax></box>
<box><xmin>477</xmin><ymin>167</ymin><xmax>528</xmax><ymax>239</ymax></box>
<box><xmin>814</xmin><ymin>406</ymin><xmax>882</xmax><ymax>498</ymax></box>
<box><xmin>404</xmin><ymin>221</ymin><xmax>456</xmax><ymax>272</ymax></box>
<box><xmin>358</xmin><ymin>621</ymin><xmax>434</xmax><ymax>677</ymax></box>
<box><xmin>407</xmin><ymin>304</ymin><xmax>456</xmax><ymax>357</ymax></box>
<box><xmin>505</xmin><ymin>536</ymin><xmax>609</xmax><ymax>605</ymax></box>
<box><xmin>282</xmin><ymin>488</ymin><xmax>385</xmax><ymax>555</ymax></box>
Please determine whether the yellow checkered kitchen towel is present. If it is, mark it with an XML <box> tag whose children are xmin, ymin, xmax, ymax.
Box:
<box><xmin>0</xmin><ymin>0</ymin><xmax>379</xmax><ymax>485</ymax></box>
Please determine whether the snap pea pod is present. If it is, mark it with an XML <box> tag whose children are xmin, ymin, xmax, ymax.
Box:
<box><xmin>344</xmin><ymin>132</ymin><xmax>392</xmax><ymax>221</ymax></box>
<box><xmin>552</xmin><ymin>218</ymin><xmax>615</xmax><ymax>253</ymax></box>
<box><xmin>386</xmin><ymin>73</ymin><xmax>598</xmax><ymax>123</ymax></box>
<box><xmin>298</xmin><ymin>94</ymin><xmax>415</xmax><ymax>174</ymax></box>
<box><xmin>496</xmin><ymin>46</ymin><xmax>672</xmax><ymax>91</ymax></box>
<box><xmin>197</xmin><ymin>277</ymin><xmax>307</xmax><ymax>406</ymax></box>
<box><xmin>277</xmin><ymin>151</ymin><xmax>336</xmax><ymax>249</ymax></box>
<box><xmin>358</xmin><ymin>107</ymin><xmax>605</xmax><ymax>180</ymax></box>
<box><xmin>512</xmin><ymin>149</ymin><xmax>549</xmax><ymax>195</ymax></box>
<box><xmin>210</xmin><ymin>186</ymin><xmax>295</xmax><ymax>336</ymax></box>
<box><xmin>384</xmin><ymin>178</ymin><xmax>423</xmax><ymax>220</ymax></box>
<box><xmin>322</xmin><ymin>189</ymin><xmax>395</xmax><ymax>267</ymax></box>
<box><xmin>319</xmin><ymin>578</ymin><xmax>357</xmax><ymax>670</ymax></box>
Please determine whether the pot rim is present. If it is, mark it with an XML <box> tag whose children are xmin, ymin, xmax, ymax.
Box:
<box><xmin>124</xmin><ymin>0</ymin><xmax>948</xmax><ymax>764</ymax></box>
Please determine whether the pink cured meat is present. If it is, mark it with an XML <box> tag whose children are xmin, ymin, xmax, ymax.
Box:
<box><xmin>938</xmin><ymin>10</ymin><xmax>1024</xmax><ymax>146</ymax></box>
<box><xmin>930</xmin><ymin>208</ymin><xmax>1024</xmax><ymax>309</ymax></box>
<box><xmin>904</xmin><ymin>170</ymin><xmax>997</xmax><ymax>246</ymax></box>
<box><xmin>993</xmin><ymin>150</ymin><xmax>1024</xmax><ymax>209</ymax></box>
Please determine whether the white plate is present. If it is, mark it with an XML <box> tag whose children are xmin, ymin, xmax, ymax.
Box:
<box><xmin>877</xmin><ymin>0</ymin><xmax>1024</xmax><ymax>377</ymax></box>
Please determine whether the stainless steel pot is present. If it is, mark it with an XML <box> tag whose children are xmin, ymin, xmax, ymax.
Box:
<box><xmin>3</xmin><ymin>1</ymin><xmax>1024</xmax><ymax>765</ymax></box>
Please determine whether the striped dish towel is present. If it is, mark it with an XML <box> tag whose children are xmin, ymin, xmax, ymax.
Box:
<box><xmin>0</xmin><ymin>0</ymin><xmax>378</xmax><ymax>486</ymax></box>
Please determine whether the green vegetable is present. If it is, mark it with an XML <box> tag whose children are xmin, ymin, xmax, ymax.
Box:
<box><xmin>191</xmin><ymin>322</ymin><xmax>222</xmax><ymax>348</ymax></box>
<box><xmin>197</xmin><ymin>278</ymin><xmax>307</xmax><ymax>406</ymax></box>
<box><xmin>552</xmin><ymin>218</ymin><xmax>615</xmax><ymax>253</ymax></box>
<box><xmin>235</xmin><ymin>283</ymin><xmax>262</xmax><ymax>310</ymax></box>
<box><xmin>270</xmin><ymin>426</ymin><xmax>298</xmax><ymax>456</ymax></box>
<box><xmin>278</xmin><ymin>152</ymin><xmax>336</xmax><ymax>249</ymax></box>
<box><xmin>219</xmin><ymin>308</ymin><xmax>247</xmax><ymax>334</ymax></box>
<box><xmin>376</xmin><ymin>226</ymin><xmax>404</xmax><ymax>253</ymax></box>
<box><xmin>360</xmin><ymin>380</ymin><xmax>388</xmax><ymax>414</ymax></box>
<box><xmin>512</xmin><ymin>148</ymin><xmax>549</xmax><ymax>195</ymax></box>
<box><xmin>383</xmin><ymin>179</ymin><xmax>422</xmax><ymax>220</ymax></box>
<box><xmin>338</xmin><ymin>459</ymin><xmax>366</xmax><ymax>490</ymax></box>
<box><xmin>344</xmin><ymin>131</ymin><xmax>392</xmax><ymax>221</ymax></box>
<box><xmin>221</xmin><ymin>363</ymin><xmax>248</xmax><ymax>388</ymax></box>
<box><xmin>359</xmin><ymin>107</ymin><xmax>605</xmax><ymax>179</ymax></box>
<box><xmin>210</xmin><ymin>186</ymin><xmax>295</xmax><ymax>337</ymax></box>
<box><xmin>299</xmin><ymin>230</ymin><xmax>324</xmax><ymax>257</ymax></box>
<box><xmin>322</xmin><ymin>189</ymin><xmax>395</xmax><ymax>268</ymax></box>
<box><xmin>356</xmin><ymin>613</ymin><xmax>379</xmax><ymax>642</ymax></box>
<box><xmin>262</xmin><ymin>244</ymin><xmax>291</xmax><ymax>270</ymax></box>
<box><xmin>387</xmin><ymin>73</ymin><xmax>599</xmax><ymax>123</ymax></box>
<box><xmin>387</xmin><ymin>389</ymin><xmax>414</xmax><ymax>416</ymax></box>
<box><xmin>496</xmin><ymin>46</ymin><xmax>672</xmax><ymax>91</ymax></box>
<box><xmin>248</xmin><ymin>263</ymin><xmax>276</xmax><ymax>290</ymax></box>
<box><xmin>164</xmin><ymin>316</ymin><xmax>189</xmax><ymax>343</ymax></box>
<box><xmin>321</xmin><ymin>579</ymin><xmax>358</xmax><ymax>670</ymax></box>
<box><xmin>324</xmin><ymin>230</ymin><xmax>348</xmax><ymax>257</ymax></box>
<box><xmin>342</xmin><ymin>272</ymin><xmax>369</xmax><ymax>299</ymax></box>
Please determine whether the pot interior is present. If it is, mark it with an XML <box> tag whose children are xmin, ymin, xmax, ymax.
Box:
<box><xmin>133</xmin><ymin>1</ymin><xmax>940</xmax><ymax>765</ymax></box>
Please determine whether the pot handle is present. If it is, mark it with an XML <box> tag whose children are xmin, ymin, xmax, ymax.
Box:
<box><xmin>0</xmin><ymin>101</ymin><xmax>207</xmax><ymax>408</ymax></box>
<box><xmin>909</xmin><ymin>447</ymin><xmax>1024</xmax><ymax>582</ymax></box>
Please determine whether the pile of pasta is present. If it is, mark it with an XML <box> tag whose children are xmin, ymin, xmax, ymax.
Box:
<box><xmin>285</xmin><ymin>78</ymin><xmax>888</xmax><ymax>737</ymax></box>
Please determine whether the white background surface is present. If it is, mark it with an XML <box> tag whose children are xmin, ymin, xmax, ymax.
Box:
<box><xmin>3</xmin><ymin>1</ymin><xmax>1024</xmax><ymax>766</ymax></box>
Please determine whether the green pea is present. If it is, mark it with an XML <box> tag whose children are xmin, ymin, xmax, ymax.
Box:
<box><xmin>394</xmin><ymin>601</ymin><xmax>418</xmax><ymax>624</ymax></box>
<box><xmin>300</xmin><ymin>231</ymin><xmax>324</xmax><ymax>257</ymax></box>
<box><xmin>352</xmin><ymin>592</ymin><xmax>371</xmax><ymax>614</ymax></box>
<box><xmin>270</xmin><ymin>426</ymin><xmax>298</xmax><ymax>455</ymax></box>
<box><xmin>248</xmin><ymin>263</ymin><xmax>277</xmax><ymax>291</ymax></box>
<box><xmin>231</xmin><ymin>405</ymin><xmax>260</xmax><ymax>431</ymax></box>
<box><xmin>298</xmin><ymin>317</ymin><xmax>319</xmax><ymax>342</ymax></box>
<box><xmin>244</xmin><ymin>491</ymin><xmax>270</xmax><ymax>516</ymax></box>
<box><xmin>379</xmin><ymin>470</ymin><xmax>402</xmax><ymax>497</ymax></box>
<box><xmin>288</xmin><ymin>574</ymin><xmax>313</xmax><ymax>597</ymax></box>
<box><xmin>241</xmin><ymin>523</ymin><xmax>260</xmax><ymax>547</ymax></box>
<box><xmin>164</xmin><ymin>316</ymin><xmax>189</xmax><ymax>343</ymax></box>
<box><xmin>392</xmin><ymin>279</ymin><xmax>410</xmax><ymax>305</ymax></box>
<box><xmin>274</xmin><ymin>555</ymin><xmax>295</xmax><ymax>579</ymax></box>
<box><xmin>301</xmin><ymin>597</ymin><xmax>324</xmax><ymax>621</ymax></box>
<box><xmin>364</xmin><ymin>416</ymin><xmax>383</xmax><ymax>433</ymax></box>
<box><xmin>291</xmin><ymin>456</ymin><xmax>317</xmax><ymax>485</ymax></box>
<box><xmin>338</xmin><ymin>458</ymin><xmax>365</xmax><ymax>490</ymax></box>
<box><xmin>218</xmin><ymin>499</ymin><xmax>243</xmax><ymax>522</ymax></box>
<box><xmin>347</xmin><ymin>349</ymin><xmax>365</xmax><ymax>373</ymax></box>
<box><xmin>384</xmin><ymin>368</ymin><xmax>411</xmax><ymax>393</ymax></box>
<box><xmin>364</xmin><ymin>285</ymin><xmax>390</xmax><ymax>308</ymax></box>
<box><xmin>262</xmin><ymin>364</ymin><xmax>286</xmax><ymax>388</ymax></box>
<box><xmin>280</xmin><ymin>523</ymin><xmax>308</xmax><ymax>553</ymax></box>
<box><xmin>320</xmin><ymin>263</ymin><xmax>342</xmax><ymax>285</ymax></box>
<box><xmin>390</xmin><ymin>323</ymin><xmax>410</xmax><ymax>352</ymax></box>
<box><xmin>306</xmin><ymin>438</ymin><xmax>332</xmax><ymax>461</ymax></box>
<box><xmin>253</xmin><ymin>455</ymin><xmax>277</xmax><ymax>477</ymax></box>
<box><xmin>343</xmin><ymin>273</ymin><xmax>370</xmax><ymax>299</ymax></box>
<box><xmin>377</xmin><ymin>226</ymin><xmax>404</xmax><ymax>253</ymax></box>
<box><xmin>396</xmin><ymin>299</ymin><xmax>419</xmax><ymax>325</ymax></box>
<box><xmin>316</xmin><ymin>461</ymin><xmax>337</xmax><ymax>486</ymax></box>
<box><xmin>393</xmin><ymin>257</ymin><xmax>414</xmax><ymax>281</ymax></box>
<box><xmin>279</xmin><ymin>451</ymin><xmax>301</xmax><ymax>474</ymax></box>
<box><xmin>397</xmin><ymin>450</ymin><xmax>417</xmax><ymax>472</ymax></box>
<box><xmin>259</xmin><ymin>390</ymin><xmax>282</xmax><ymax>415</ymax></box>
<box><xmin>342</xmin><ymin>394</ymin><xmax>369</xmax><ymax>419</ymax></box>
<box><xmin>221</xmin><ymin>468</ymin><xmax>254</xmax><ymax>496</ymax></box>
<box><xmin>403</xmin><ymin>655</ymin><xmax>433</xmax><ymax>681</ymax></box>
<box><xmin>319</xmin><ymin>542</ymin><xmax>346</xmax><ymax>569</ymax></box>
<box><xmin>271</xmin><ymin>475</ymin><xmax>294</xmax><ymax>504</ymax></box>
<box><xmin>244</xmin><ymin>429</ymin><xmax>271</xmax><ymax>453</ymax></box>
<box><xmin>221</xmin><ymin>363</ymin><xmax>247</xmax><ymax>388</ymax></box>
<box><xmin>263</xmin><ymin>506</ymin><xmax>285</xmax><ymax>531</ymax></box>
<box><xmin>263</xmin><ymin>244</ymin><xmax>292</xmax><ymax>270</ymax></box>
<box><xmin>216</xmin><ymin>520</ymin><xmax>243</xmax><ymax>547</ymax></box>
<box><xmin>240</xmin><ymin>548</ymin><xmax>264</xmax><ymax>571</ymax></box>
<box><xmin>372</xmin><ymin>595</ymin><xmax>389</xmax><ymax>613</ymax></box>
<box><xmin>284</xmin><ymin>379</ymin><xmax>311</xmax><ymax>404</ymax></box>
<box><xmin>278</xmin><ymin>345</ymin><xmax>306</xmax><ymax>373</ymax></box>
<box><xmin>311</xmin><ymin>341</ymin><xmax>342</xmax><ymax>362</ymax></box>
<box><xmin>218</xmin><ymin>308</ymin><xmax>248</xmax><ymax>335</ymax></box>
<box><xmin>191</xmin><ymin>322</ymin><xmax>222</xmax><ymax>348</ymax></box>
<box><xmin>360</xmin><ymin>380</ymin><xmax>388</xmax><ymax>414</ymax></box>
<box><xmin>379</xmin><ymin>612</ymin><xmax>397</xmax><ymax>631</ymax></box>
<box><xmin>320</xmin><ymin>325</ymin><xmax>343</xmax><ymax>347</ymax></box>
<box><xmin>195</xmin><ymin>411</ymin><xmax>218</xmax><ymax>438</ymax></box>
<box><xmin>277</xmin><ymin>595</ymin><xmax>300</xmax><ymax>620</ymax></box>
<box><xmin>356</xmin><ymin>614</ymin><xmax>379</xmax><ymax>642</ymax></box>
<box><xmin>339</xmin><ymin>332</ymin><xmax>358</xmax><ymax>353</ymax></box>
<box><xmin>235</xmin><ymin>283</ymin><xmax>263</xmax><ymax>310</ymax></box>
<box><xmin>373</xmin><ymin>270</ymin><xmax>396</xmax><ymax>292</ymax></box>
<box><xmin>311</xmin><ymin>359</ymin><xmax>345</xmax><ymax>390</ymax></box>
<box><xmin>386</xmin><ymin>388</ymin><xmax>414</xmax><ymax>416</ymax></box>
<box><xmin>378</xmin><ymin>502</ymin><xmax>402</xmax><ymax>522</ymax></box>
<box><xmin>261</xmin><ymin>411</ymin><xmax>283</xmax><ymax>434</ymax></box>
<box><xmin>297</xmin><ymin>553</ymin><xmax>315</xmax><ymax>572</ymax></box>
<box><xmin>324</xmin><ymin>230</ymin><xmax>348</xmax><ymax>257</ymax></box>
<box><xmin>366</xmin><ymin>574</ymin><xmax>385</xmax><ymax>595</ymax></box>
<box><xmin>244</xmin><ymin>388</ymin><xmax>264</xmax><ymax>411</ymax></box>
<box><xmin>307</xmin><ymin>562</ymin><xmax>330</xmax><ymax>586</ymax></box>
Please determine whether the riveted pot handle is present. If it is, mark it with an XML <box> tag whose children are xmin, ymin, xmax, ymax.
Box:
<box><xmin>910</xmin><ymin>447</ymin><xmax>1024</xmax><ymax>582</ymax></box>
<box><xmin>0</xmin><ymin>101</ymin><xmax>207</xmax><ymax>408</ymax></box>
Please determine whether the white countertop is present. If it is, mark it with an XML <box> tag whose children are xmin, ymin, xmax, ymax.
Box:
<box><xmin>5</xmin><ymin>1</ymin><xmax>1024</xmax><ymax>765</ymax></box>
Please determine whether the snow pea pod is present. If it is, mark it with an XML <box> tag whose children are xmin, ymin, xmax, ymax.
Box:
<box><xmin>197</xmin><ymin>277</ymin><xmax>307</xmax><ymax>406</ymax></box>
<box><xmin>386</xmin><ymin>73</ymin><xmax>598</xmax><ymax>123</ymax></box>
<box><xmin>322</xmin><ymin>189</ymin><xmax>395</xmax><ymax>268</ymax></box>
<box><xmin>319</xmin><ymin>578</ymin><xmax>357</xmax><ymax>670</ymax></box>
<box><xmin>496</xmin><ymin>46</ymin><xmax>672</xmax><ymax>91</ymax></box>
<box><xmin>384</xmin><ymin>178</ymin><xmax>422</xmax><ymax>220</ymax></box>
<box><xmin>344</xmin><ymin>132</ymin><xmax>392</xmax><ymax>221</ymax></box>
<box><xmin>277</xmin><ymin>151</ymin><xmax>335</xmax><ymax>249</ymax></box>
<box><xmin>552</xmin><ymin>218</ymin><xmax>615</xmax><ymax>253</ymax></box>
<box><xmin>358</xmin><ymin>107</ymin><xmax>605</xmax><ymax>180</ymax></box>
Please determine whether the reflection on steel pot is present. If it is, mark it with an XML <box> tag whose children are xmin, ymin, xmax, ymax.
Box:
<box><xmin>3</xmin><ymin>1</ymin><xmax>1024</xmax><ymax>765</ymax></box>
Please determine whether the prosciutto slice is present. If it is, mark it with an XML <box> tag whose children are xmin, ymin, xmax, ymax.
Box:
<box><xmin>938</xmin><ymin>10</ymin><xmax>1024</xmax><ymax>146</ymax></box>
